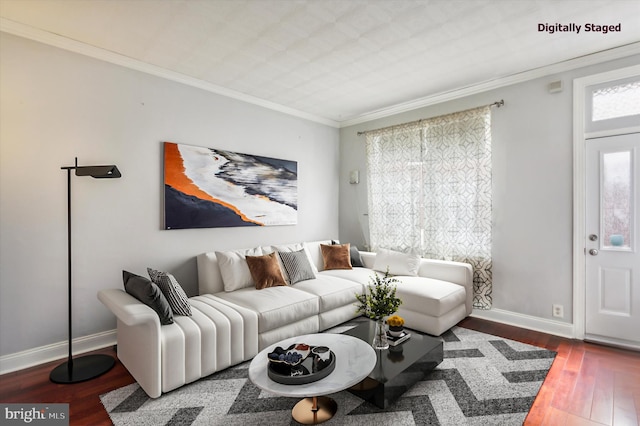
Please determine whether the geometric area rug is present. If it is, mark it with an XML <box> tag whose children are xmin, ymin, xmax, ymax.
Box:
<box><xmin>100</xmin><ymin>325</ymin><xmax>556</xmax><ymax>426</ymax></box>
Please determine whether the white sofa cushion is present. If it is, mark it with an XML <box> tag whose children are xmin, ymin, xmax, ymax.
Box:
<box><xmin>292</xmin><ymin>275</ymin><xmax>363</xmax><ymax>312</ymax></box>
<box><xmin>216</xmin><ymin>247</ymin><xmax>265</xmax><ymax>292</ymax></box>
<box><xmin>373</xmin><ymin>248</ymin><xmax>420</xmax><ymax>276</ymax></box>
<box><xmin>213</xmin><ymin>286</ymin><xmax>319</xmax><ymax>333</ymax></box>
<box><xmin>393</xmin><ymin>276</ymin><xmax>466</xmax><ymax>316</ymax></box>
<box><xmin>319</xmin><ymin>268</ymin><xmax>382</xmax><ymax>286</ymax></box>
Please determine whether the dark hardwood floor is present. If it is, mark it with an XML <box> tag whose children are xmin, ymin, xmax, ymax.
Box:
<box><xmin>1</xmin><ymin>317</ymin><xmax>638</xmax><ymax>425</ymax></box>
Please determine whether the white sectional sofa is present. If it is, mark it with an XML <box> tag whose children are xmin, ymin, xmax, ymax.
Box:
<box><xmin>98</xmin><ymin>239</ymin><xmax>472</xmax><ymax>398</ymax></box>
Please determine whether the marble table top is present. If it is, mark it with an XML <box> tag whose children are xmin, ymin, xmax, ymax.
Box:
<box><xmin>248</xmin><ymin>333</ymin><xmax>377</xmax><ymax>398</ymax></box>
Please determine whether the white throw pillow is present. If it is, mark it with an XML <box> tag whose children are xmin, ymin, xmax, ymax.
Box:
<box><xmin>216</xmin><ymin>247</ymin><xmax>264</xmax><ymax>292</ymax></box>
<box><xmin>373</xmin><ymin>248</ymin><xmax>420</xmax><ymax>276</ymax></box>
<box><xmin>303</xmin><ymin>241</ymin><xmax>332</xmax><ymax>272</ymax></box>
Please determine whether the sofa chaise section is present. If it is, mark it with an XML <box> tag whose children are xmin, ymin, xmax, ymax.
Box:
<box><xmin>322</xmin><ymin>251</ymin><xmax>473</xmax><ymax>336</ymax></box>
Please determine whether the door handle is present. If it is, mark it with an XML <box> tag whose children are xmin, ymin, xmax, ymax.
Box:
<box><xmin>589</xmin><ymin>249</ymin><xmax>599</xmax><ymax>256</ymax></box>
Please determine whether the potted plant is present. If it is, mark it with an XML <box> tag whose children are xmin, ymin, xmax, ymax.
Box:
<box><xmin>386</xmin><ymin>315</ymin><xmax>405</xmax><ymax>337</ymax></box>
<box><xmin>355</xmin><ymin>269</ymin><xmax>402</xmax><ymax>349</ymax></box>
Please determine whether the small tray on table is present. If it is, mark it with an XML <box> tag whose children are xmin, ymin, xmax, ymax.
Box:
<box><xmin>267</xmin><ymin>343</ymin><xmax>336</xmax><ymax>385</ymax></box>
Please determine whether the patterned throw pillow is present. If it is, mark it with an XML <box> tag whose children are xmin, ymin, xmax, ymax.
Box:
<box><xmin>123</xmin><ymin>270</ymin><xmax>174</xmax><ymax>325</ymax></box>
<box><xmin>147</xmin><ymin>268</ymin><xmax>192</xmax><ymax>316</ymax></box>
<box><xmin>278</xmin><ymin>249</ymin><xmax>316</xmax><ymax>284</ymax></box>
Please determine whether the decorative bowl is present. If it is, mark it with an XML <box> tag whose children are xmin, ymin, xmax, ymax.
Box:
<box><xmin>267</xmin><ymin>343</ymin><xmax>311</xmax><ymax>366</ymax></box>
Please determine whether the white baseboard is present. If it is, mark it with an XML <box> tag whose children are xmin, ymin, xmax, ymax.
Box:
<box><xmin>470</xmin><ymin>308</ymin><xmax>575</xmax><ymax>339</ymax></box>
<box><xmin>0</xmin><ymin>329</ymin><xmax>117</xmax><ymax>375</ymax></box>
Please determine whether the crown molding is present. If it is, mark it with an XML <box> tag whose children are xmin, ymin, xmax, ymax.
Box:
<box><xmin>339</xmin><ymin>42</ymin><xmax>640</xmax><ymax>128</ymax></box>
<box><xmin>2</xmin><ymin>18</ymin><xmax>638</xmax><ymax>130</ymax></box>
<box><xmin>0</xmin><ymin>18</ymin><xmax>340</xmax><ymax>128</ymax></box>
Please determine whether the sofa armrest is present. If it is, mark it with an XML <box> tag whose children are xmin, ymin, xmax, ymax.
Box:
<box><xmin>98</xmin><ymin>288</ymin><xmax>163</xmax><ymax>398</ymax></box>
<box><xmin>98</xmin><ymin>288</ymin><xmax>161</xmax><ymax>328</ymax></box>
<box><xmin>359</xmin><ymin>251</ymin><xmax>376</xmax><ymax>269</ymax></box>
<box><xmin>417</xmin><ymin>259</ymin><xmax>473</xmax><ymax>315</ymax></box>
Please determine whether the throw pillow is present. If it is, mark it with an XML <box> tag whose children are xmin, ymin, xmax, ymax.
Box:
<box><xmin>372</xmin><ymin>248</ymin><xmax>420</xmax><ymax>276</ymax></box>
<box><xmin>303</xmin><ymin>241</ymin><xmax>332</xmax><ymax>272</ymax></box>
<box><xmin>274</xmin><ymin>243</ymin><xmax>319</xmax><ymax>274</ymax></box>
<box><xmin>332</xmin><ymin>240</ymin><xmax>364</xmax><ymax>267</ymax></box>
<box><xmin>123</xmin><ymin>270</ymin><xmax>174</xmax><ymax>325</ymax></box>
<box><xmin>147</xmin><ymin>268</ymin><xmax>192</xmax><ymax>316</ymax></box>
<box><xmin>246</xmin><ymin>252</ymin><xmax>287</xmax><ymax>290</ymax></box>
<box><xmin>278</xmin><ymin>249</ymin><xmax>316</xmax><ymax>284</ymax></box>
<box><xmin>216</xmin><ymin>247</ymin><xmax>264</xmax><ymax>292</ymax></box>
<box><xmin>320</xmin><ymin>243</ymin><xmax>353</xmax><ymax>270</ymax></box>
<box><xmin>350</xmin><ymin>246</ymin><xmax>365</xmax><ymax>267</ymax></box>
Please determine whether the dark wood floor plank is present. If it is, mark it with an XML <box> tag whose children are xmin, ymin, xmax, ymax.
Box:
<box><xmin>1</xmin><ymin>317</ymin><xmax>638</xmax><ymax>426</ymax></box>
<box><xmin>590</xmin><ymin>361</ymin><xmax>614</xmax><ymax>425</ymax></box>
<box><xmin>567</xmin><ymin>352</ymin><xmax>597</xmax><ymax>419</ymax></box>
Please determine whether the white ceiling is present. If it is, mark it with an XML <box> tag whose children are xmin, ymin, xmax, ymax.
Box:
<box><xmin>1</xmin><ymin>0</ymin><xmax>639</xmax><ymax>126</ymax></box>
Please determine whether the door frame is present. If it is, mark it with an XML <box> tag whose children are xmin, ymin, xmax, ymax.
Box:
<box><xmin>572</xmin><ymin>64</ymin><xmax>640</xmax><ymax>341</ymax></box>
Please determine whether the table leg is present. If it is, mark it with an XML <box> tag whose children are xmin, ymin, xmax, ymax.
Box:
<box><xmin>291</xmin><ymin>396</ymin><xmax>337</xmax><ymax>425</ymax></box>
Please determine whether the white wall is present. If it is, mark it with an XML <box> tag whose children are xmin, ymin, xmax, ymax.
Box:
<box><xmin>0</xmin><ymin>34</ymin><xmax>339</xmax><ymax>357</ymax></box>
<box><xmin>339</xmin><ymin>54</ymin><xmax>640</xmax><ymax>325</ymax></box>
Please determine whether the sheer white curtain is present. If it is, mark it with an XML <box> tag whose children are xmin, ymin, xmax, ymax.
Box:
<box><xmin>366</xmin><ymin>106</ymin><xmax>492</xmax><ymax>309</ymax></box>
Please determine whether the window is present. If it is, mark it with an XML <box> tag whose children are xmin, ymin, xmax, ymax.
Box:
<box><xmin>586</xmin><ymin>77</ymin><xmax>640</xmax><ymax>134</ymax></box>
<box><xmin>365</xmin><ymin>106</ymin><xmax>492</xmax><ymax>309</ymax></box>
<box><xmin>602</xmin><ymin>150</ymin><xmax>633</xmax><ymax>250</ymax></box>
<box><xmin>592</xmin><ymin>81</ymin><xmax>640</xmax><ymax>121</ymax></box>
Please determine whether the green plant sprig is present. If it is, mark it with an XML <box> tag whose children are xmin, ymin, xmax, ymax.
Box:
<box><xmin>355</xmin><ymin>268</ymin><xmax>402</xmax><ymax>321</ymax></box>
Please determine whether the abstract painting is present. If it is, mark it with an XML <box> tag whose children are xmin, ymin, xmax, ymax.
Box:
<box><xmin>163</xmin><ymin>142</ymin><xmax>297</xmax><ymax>229</ymax></box>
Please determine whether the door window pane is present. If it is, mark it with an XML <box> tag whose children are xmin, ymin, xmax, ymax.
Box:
<box><xmin>592</xmin><ymin>81</ymin><xmax>640</xmax><ymax>121</ymax></box>
<box><xmin>602</xmin><ymin>151</ymin><xmax>632</xmax><ymax>248</ymax></box>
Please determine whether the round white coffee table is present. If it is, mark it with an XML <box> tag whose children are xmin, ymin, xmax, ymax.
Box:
<box><xmin>249</xmin><ymin>333</ymin><xmax>376</xmax><ymax>425</ymax></box>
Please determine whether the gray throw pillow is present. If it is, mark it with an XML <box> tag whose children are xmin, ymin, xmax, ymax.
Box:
<box><xmin>349</xmin><ymin>246</ymin><xmax>365</xmax><ymax>267</ymax></box>
<box><xmin>123</xmin><ymin>270</ymin><xmax>174</xmax><ymax>325</ymax></box>
<box><xmin>278</xmin><ymin>249</ymin><xmax>316</xmax><ymax>284</ymax></box>
<box><xmin>147</xmin><ymin>268</ymin><xmax>192</xmax><ymax>316</ymax></box>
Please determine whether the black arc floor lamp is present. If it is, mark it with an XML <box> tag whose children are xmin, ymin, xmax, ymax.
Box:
<box><xmin>50</xmin><ymin>158</ymin><xmax>121</xmax><ymax>384</ymax></box>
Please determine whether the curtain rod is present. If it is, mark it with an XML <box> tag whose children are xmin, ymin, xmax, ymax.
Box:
<box><xmin>357</xmin><ymin>99</ymin><xmax>504</xmax><ymax>136</ymax></box>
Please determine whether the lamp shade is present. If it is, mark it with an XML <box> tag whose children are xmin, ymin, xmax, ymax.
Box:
<box><xmin>74</xmin><ymin>165</ymin><xmax>121</xmax><ymax>178</ymax></box>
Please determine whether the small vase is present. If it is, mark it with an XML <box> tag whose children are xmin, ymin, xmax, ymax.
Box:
<box><xmin>373</xmin><ymin>319</ymin><xmax>389</xmax><ymax>350</ymax></box>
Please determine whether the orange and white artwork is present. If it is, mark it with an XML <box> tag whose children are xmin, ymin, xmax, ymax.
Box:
<box><xmin>163</xmin><ymin>142</ymin><xmax>297</xmax><ymax>229</ymax></box>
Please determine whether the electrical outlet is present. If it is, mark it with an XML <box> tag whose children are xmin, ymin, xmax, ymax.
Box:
<box><xmin>552</xmin><ymin>304</ymin><xmax>564</xmax><ymax>318</ymax></box>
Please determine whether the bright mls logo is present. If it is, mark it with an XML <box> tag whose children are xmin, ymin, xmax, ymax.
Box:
<box><xmin>1</xmin><ymin>404</ymin><xmax>68</xmax><ymax>425</ymax></box>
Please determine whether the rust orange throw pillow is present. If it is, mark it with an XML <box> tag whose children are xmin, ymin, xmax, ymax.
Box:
<box><xmin>320</xmin><ymin>243</ymin><xmax>353</xmax><ymax>270</ymax></box>
<box><xmin>246</xmin><ymin>252</ymin><xmax>287</xmax><ymax>289</ymax></box>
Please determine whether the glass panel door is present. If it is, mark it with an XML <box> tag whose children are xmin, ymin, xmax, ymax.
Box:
<box><xmin>601</xmin><ymin>150</ymin><xmax>633</xmax><ymax>250</ymax></box>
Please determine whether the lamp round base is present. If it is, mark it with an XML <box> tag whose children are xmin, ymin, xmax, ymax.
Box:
<box><xmin>50</xmin><ymin>354</ymin><xmax>115</xmax><ymax>384</ymax></box>
<box><xmin>291</xmin><ymin>396</ymin><xmax>337</xmax><ymax>425</ymax></box>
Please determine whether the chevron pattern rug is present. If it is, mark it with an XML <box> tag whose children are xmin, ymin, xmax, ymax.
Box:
<box><xmin>100</xmin><ymin>325</ymin><xmax>555</xmax><ymax>425</ymax></box>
